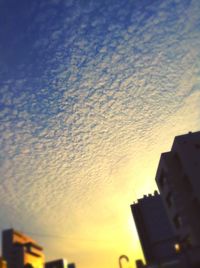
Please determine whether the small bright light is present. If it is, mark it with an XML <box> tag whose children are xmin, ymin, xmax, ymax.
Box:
<box><xmin>174</xmin><ymin>243</ymin><xmax>180</xmax><ymax>252</ymax></box>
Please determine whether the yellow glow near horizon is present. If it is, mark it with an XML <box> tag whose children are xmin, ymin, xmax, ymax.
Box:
<box><xmin>19</xmin><ymin>104</ymin><xmax>200</xmax><ymax>268</ymax></box>
<box><xmin>1</xmin><ymin>33</ymin><xmax>200</xmax><ymax>268</ymax></box>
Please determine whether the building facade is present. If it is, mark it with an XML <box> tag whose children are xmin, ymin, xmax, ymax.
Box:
<box><xmin>155</xmin><ymin>131</ymin><xmax>200</xmax><ymax>266</ymax></box>
<box><xmin>2</xmin><ymin>229</ymin><xmax>44</xmax><ymax>268</ymax></box>
<box><xmin>131</xmin><ymin>191</ymin><xmax>177</xmax><ymax>266</ymax></box>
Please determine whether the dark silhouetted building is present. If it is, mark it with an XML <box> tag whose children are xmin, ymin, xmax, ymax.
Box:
<box><xmin>45</xmin><ymin>259</ymin><xmax>76</xmax><ymax>268</ymax></box>
<box><xmin>2</xmin><ymin>229</ymin><xmax>44</xmax><ymax>268</ymax></box>
<box><xmin>45</xmin><ymin>259</ymin><xmax>67</xmax><ymax>268</ymax></box>
<box><xmin>156</xmin><ymin>131</ymin><xmax>200</xmax><ymax>266</ymax></box>
<box><xmin>67</xmin><ymin>263</ymin><xmax>76</xmax><ymax>268</ymax></box>
<box><xmin>131</xmin><ymin>191</ymin><xmax>177</xmax><ymax>266</ymax></box>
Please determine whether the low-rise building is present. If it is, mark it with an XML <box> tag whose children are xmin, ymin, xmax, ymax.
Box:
<box><xmin>2</xmin><ymin>229</ymin><xmax>44</xmax><ymax>268</ymax></box>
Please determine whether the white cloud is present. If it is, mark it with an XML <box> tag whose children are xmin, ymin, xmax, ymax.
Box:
<box><xmin>1</xmin><ymin>0</ymin><xmax>200</xmax><ymax>268</ymax></box>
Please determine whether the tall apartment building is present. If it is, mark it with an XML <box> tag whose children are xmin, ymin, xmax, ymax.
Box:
<box><xmin>2</xmin><ymin>229</ymin><xmax>44</xmax><ymax>268</ymax></box>
<box><xmin>131</xmin><ymin>191</ymin><xmax>177</xmax><ymax>266</ymax></box>
<box><xmin>155</xmin><ymin>131</ymin><xmax>200</xmax><ymax>266</ymax></box>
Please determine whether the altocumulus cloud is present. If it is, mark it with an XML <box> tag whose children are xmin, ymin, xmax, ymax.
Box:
<box><xmin>0</xmin><ymin>0</ymin><xmax>200</xmax><ymax>268</ymax></box>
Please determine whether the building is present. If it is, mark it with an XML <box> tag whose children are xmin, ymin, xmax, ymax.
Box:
<box><xmin>155</xmin><ymin>131</ymin><xmax>200</xmax><ymax>266</ymax></box>
<box><xmin>131</xmin><ymin>191</ymin><xmax>177</xmax><ymax>266</ymax></box>
<box><xmin>2</xmin><ymin>229</ymin><xmax>44</xmax><ymax>268</ymax></box>
<box><xmin>0</xmin><ymin>257</ymin><xmax>7</xmax><ymax>268</ymax></box>
<box><xmin>67</xmin><ymin>263</ymin><xmax>76</xmax><ymax>268</ymax></box>
<box><xmin>45</xmin><ymin>259</ymin><xmax>76</xmax><ymax>268</ymax></box>
<box><xmin>45</xmin><ymin>259</ymin><xmax>67</xmax><ymax>268</ymax></box>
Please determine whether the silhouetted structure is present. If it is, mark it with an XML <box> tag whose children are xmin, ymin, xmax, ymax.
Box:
<box><xmin>131</xmin><ymin>191</ymin><xmax>177</xmax><ymax>266</ymax></box>
<box><xmin>45</xmin><ymin>259</ymin><xmax>77</xmax><ymax>268</ymax></box>
<box><xmin>119</xmin><ymin>255</ymin><xmax>129</xmax><ymax>268</ymax></box>
<box><xmin>2</xmin><ymin>229</ymin><xmax>44</xmax><ymax>268</ymax></box>
<box><xmin>67</xmin><ymin>263</ymin><xmax>76</xmax><ymax>268</ymax></box>
<box><xmin>1</xmin><ymin>229</ymin><xmax>77</xmax><ymax>268</ymax></box>
<box><xmin>45</xmin><ymin>259</ymin><xmax>67</xmax><ymax>268</ymax></box>
<box><xmin>131</xmin><ymin>131</ymin><xmax>200</xmax><ymax>268</ymax></box>
<box><xmin>0</xmin><ymin>257</ymin><xmax>7</xmax><ymax>268</ymax></box>
<box><xmin>156</xmin><ymin>131</ymin><xmax>200</xmax><ymax>266</ymax></box>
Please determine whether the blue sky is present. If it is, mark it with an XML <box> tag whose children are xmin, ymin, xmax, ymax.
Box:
<box><xmin>0</xmin><ymin>0</ymin><xmax>200</xmax><ymax>268</ymax></box>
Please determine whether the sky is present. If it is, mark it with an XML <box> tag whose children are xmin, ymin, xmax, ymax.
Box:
<box><xmin>0</xmin><ymin>0</ymin><xmax>200</xmax><ymax>267</ymax></box>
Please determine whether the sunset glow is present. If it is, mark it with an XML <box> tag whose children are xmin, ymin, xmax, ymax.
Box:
<box><xmin>0</xmin><ymin>0</ymin><xmax>200</xmax><ymax>268</ymax></box>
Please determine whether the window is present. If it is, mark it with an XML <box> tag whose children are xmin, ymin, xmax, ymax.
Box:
<box><xmin>159</xmin><ymin>172</ymin><xmax>167</xmax><ymax>188</ymax></box>
<box><xmin>174</xmin><ymin>243</ymin><xmax>181</xmax><ymax>253</ymax></box>
<box><xmin>195</xmin><ymin>143</ymin><xmax>200</xmax><ymax>149</ymax></box>
<box><xmin>173</xmin><ymin>214</ymin><xmax>182</xmax><ymax>229</ymax></box>
<box><xmin>193</xmin><ymin>198</ymin><xmax>200</xmax><ymax>215</ymax></box>
<box><xmin>174</xmin><ymin>153</ymin><xmax>182</xmax><ymax>170</ymax></box>
<box><xmin>183</xmin><ymin>235</ymin><xmax>192</xmax><ymax>249</ymax></box>
<box><xmin>182</xmin><ymin>175</ymin><xmax>193</xmax><ymax>193</ymax></box>
<box><xmin>166</xmin><ymin>192</ymin><xmax>174</xmax><ymax>208</ymax></box>
<box><xmin>24</xmin><ymin>265</ymin><xmax>33</xmax><ymax>268</ymax></box>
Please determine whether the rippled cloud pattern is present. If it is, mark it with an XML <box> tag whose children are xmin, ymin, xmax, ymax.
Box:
<box><xmin>0</xmin><ymin>0</ymin><xmax>200</xmax><ymax>267</ymax></box>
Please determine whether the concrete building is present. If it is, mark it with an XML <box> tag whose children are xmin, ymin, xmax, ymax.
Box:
<box><xmin>2</xmin><ymin>229</ymin><xmax>44</xmax><ymax>268</ymax></box>
<box><xmin>155</xmin><ymin>131</ymin><xmax>200</xmax><ymax>266</ymax></box>
<box><xmin>131</xmin><ymin>191</ymin><xmax>177</xmax><ymax>266</ymax></box>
